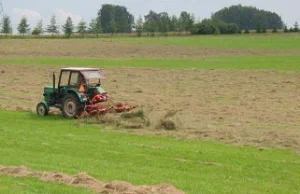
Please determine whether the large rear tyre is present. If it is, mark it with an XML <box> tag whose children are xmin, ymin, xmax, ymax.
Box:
<box><xmin>36</xmin><ymin>103</ymin><xmax>48</xmax><ymax>116</ymax></box>
<box><xmin>62</xmin><ymin>94</ymin><xmax>81</xmax><ymax>118</ymax></box>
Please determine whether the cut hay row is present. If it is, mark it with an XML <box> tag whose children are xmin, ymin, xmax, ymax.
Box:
<box><xmin>0</xmin><ymin>166</ymin><xmax>184</xmax><ymax>194</ymax></box>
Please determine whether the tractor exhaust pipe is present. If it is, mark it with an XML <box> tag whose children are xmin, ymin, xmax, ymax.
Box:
<box><xmin>53</xmin><ymin>72</ymin><xmax>56</xmax><ymax>93</ymax></box>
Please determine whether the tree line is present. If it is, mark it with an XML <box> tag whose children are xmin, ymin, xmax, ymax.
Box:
<box><xmin>0</xmin><ymin>4</ymin><xmax>299</xmax><ymax>37</ymax></box>
<box><xmin>0</xmin><ymin>14</ymin><xmax>101</xmax><ymax>38</ymax></box>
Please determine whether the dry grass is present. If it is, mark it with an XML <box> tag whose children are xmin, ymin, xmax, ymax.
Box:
<box><xmin>0</xmin><ymin>165</ymin><xmax>184</xmax><ymax>194</ymax></box>
<box><xmin>157</xmin><ymin>120</ymin><xmax>177</xmax><ymax>130</ymax></box>
<box><xmin>1</xmin><ymin>65</ymin><xmax>300</xmax><ymax>150</ymax></box>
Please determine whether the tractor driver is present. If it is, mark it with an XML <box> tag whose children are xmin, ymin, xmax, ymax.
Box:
<box><xmin>78</xmin><ymin>73</ymin><xmax>87</xmax><ymax>93</ymax></box>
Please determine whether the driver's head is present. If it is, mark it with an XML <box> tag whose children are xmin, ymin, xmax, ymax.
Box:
<box><xmin>79</xmin><ymin>73</ymin><xmax>85</xmax><ymax>84</ymax></box>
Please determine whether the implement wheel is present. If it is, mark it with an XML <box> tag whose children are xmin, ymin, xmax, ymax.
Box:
<box><xmin>62</xmin><ymin>94</ymin><xmax>81</xmax><ymax>118</ymax></box>
<box><xmin>36</xmin><ymin>103</ymin><xmax>48</xmax><ymax>116</ymax></box>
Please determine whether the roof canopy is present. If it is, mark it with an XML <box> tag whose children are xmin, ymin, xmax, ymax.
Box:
<box><xmin>61</xmin><ymin>67</ymin><xmax>100</xmax><ymax>71</ymax></box>
<box><xmin>82</xmin><ymin>71</ymin><xmax>105</xmax><ymax>79</ymax></box>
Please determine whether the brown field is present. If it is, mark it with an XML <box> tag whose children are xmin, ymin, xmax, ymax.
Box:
<box><xmin>0</xmin><ymin>39</ymin><xmax>298</xmax><ymax>59</ymax></box>
<box><xmin>1</xmin><ymin>64</ymin><xmax>300</xmax><ymax>150</ymax></box>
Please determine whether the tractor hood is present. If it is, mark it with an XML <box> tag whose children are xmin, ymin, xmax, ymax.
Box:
<box><xmin>96</xmin><ymin>86</ymin><xmax>106</xmax><ymax>94</ymax></box>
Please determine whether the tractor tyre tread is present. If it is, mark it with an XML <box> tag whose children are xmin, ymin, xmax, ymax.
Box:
<box><xmin>36</xmin><ymin>102</ymin><xmax>49</xmax><ymax>116</ymax></box>
<box><xmin>62</xmin><ymin>94</ymin><xmax>81</xmax><ymax>119</ymax></box>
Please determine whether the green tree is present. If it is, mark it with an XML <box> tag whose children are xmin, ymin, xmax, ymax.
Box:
<box><xmin>135</xmin><ymin>15</ymin><xmax>143</xmax><ymax>37</ymax></box>
<box><xmin>192</xmin><ymin>19</ymin><xmax>216</xmax><ymax>35</ymax></box>
<box><xmin>159</xmin><ymin>12</ymin><xmax>172</xmax><ymax>36</ymax></box>
<box><xmin>62</xmin><ymin>16</ymin><xmax>74</xmax><ymax>38</ymax></box>
<box><xmin>32</xmin><ymin>28</ymin><xmax>40</xmax><ymax>35</ymax></box>
<box><xmin>17</xmin><ymin>17</ymin><xmax>30</xmax><ymax>36</ymax></box>
<box><xmin>77</xmin><ymin>20</ymin><xmax>87</xmax><ymax>38</ymax></box>
<box><xmin>171</xmin><ymin>15</ymin><xmax>179</xmax><ymax>34</ymax></box>
<box><xmin>244</xmin><ymin>28</ymin><xmax>250</xmax><ymax>34</ymax></box>
<box><xmin>212</xmin><ymin>5</ymin><xmax>283</xmax><ymax>30</ymax></box>
<box><xmin>32</xmin><ymin>19</ymin><xmax>43</xmax><ymax>35</ymax></box>
<box><xmin>191</xmin><ymin>19</ymin><xmax>239</xmax><ymax>35</ymax></box>
<box><xmin>179</xmin><ymin>11</ymin><xmax>194</xmax><ymax>33</ymax></box>
<box><xmin>1</xmin><ymin>15</ymin><xmax>12</xmax><ymax>36</ymax></box>
<box><xmin>227</xmin><ymin>23</ymin><xmax>239</xmax><ymax>34</ymax></box>
<box><xmin>143</xmin><ymin>10</ymin><xmax>159</xmax><ymax>36</ymax></box>
<box><xmin>109</xmin><ymin>19</ymin><xmax>117</xmax><ymax>35</ymax></box>
<box><xmin>88</xmin><ymin>18</ymin><xmax>102</xmax><ymax>37</ymax></box>
<box><xmin>294</xmin><ymin>22</ymin><xmax>299</xmax><ymax>32</ymax></box>
<box><xmin>98</xmin><ymin>4</ymin><xmax>134</xmax><ymax>33</ymax></box>
<box><xmin>283</xmin><ymin>25</ymin><xmax>288</xmax><ymax>33</ymax></box>
<box><xmin>47</xmin><ymin>15</ymin><xmax>59</xmax><ymax>37</ymax></box>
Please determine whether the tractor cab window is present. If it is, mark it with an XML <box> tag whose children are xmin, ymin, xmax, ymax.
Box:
<box><xmin>60</xmin><ymin>71</ymin><xmax>70</xmax><ymax>86</ymax></box>
<box><xmin>70</xmin><ymin>72</ymin><xmax>79</xmax><ymax>86</ymax></box>
<box><xmin>82</xmin><ymin>71</ymin><xmax>104</xmax><ymax>86</ymax></box>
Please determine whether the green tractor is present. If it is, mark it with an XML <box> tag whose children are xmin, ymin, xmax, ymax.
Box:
<box><xmin>36</xmin><ymin>67</ymin><xmax>107</xmax><ymax>118</ymax></box>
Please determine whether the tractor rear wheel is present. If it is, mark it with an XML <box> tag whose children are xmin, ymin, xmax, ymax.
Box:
<box><xmin>62</xmin><ymin>94</ymin><xmax>81</xmax><ymax>118</ymax></box>
<box><xmin>36</xmin><ymin>103</ymin><xmax>48</xmax><ymax>116</ymax></box>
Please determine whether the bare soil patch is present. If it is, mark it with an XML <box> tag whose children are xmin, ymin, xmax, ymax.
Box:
<box><xmin>1</xmin><ymin>65</ymin><xmax>300</xmax><ymax>150</ymax></box>
<box><xmin>0</xmin><ymin>39</ymin><xmax>297</xmax><ymax>59</ymax></box>
<box><xmin>0</xmin><ymin>165</ymin><xmax>184</xmax><ymax>194</ymax></box>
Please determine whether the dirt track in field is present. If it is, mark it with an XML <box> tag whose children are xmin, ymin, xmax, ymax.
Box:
<box><xmin>0</xmin><ymin>165</ymin><xmax>184</xmax><ymax>194</ymax></box>
<box><xmin>0</xmin><ymin>39</ymin><xmax>298</xmax><ymax>59</ymax></box>
<box><xmin>1</xmin><ymin>65</ymin><xmax>300</xmax><ymax>150</ymax></box>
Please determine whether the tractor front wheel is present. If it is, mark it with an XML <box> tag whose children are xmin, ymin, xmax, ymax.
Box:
<box><xmin>36</xmin><ymin>103</ymin><xmax>48</xmax><ymax>116</ymax></box>
<box><xmin>62</xmin><ymin>94</ymin><xmax>81</xmax><ymax>118</ymax></box>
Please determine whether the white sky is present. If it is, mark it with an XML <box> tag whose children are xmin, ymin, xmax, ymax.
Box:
<box><xmin>1</xmin><ymin>0</ymin><xmax>300</xmax><ymax>31</ymax></box>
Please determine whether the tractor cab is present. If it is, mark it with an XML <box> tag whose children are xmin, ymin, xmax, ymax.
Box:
<box><xmin>37</xmin><ymin>67</ymin><xmax>107</xmax><ymax>118</ymax></box>
<box><xmin>58</xmin><ymin>67</ymin><xmax>105</xmax><ymax>97</ymax></box>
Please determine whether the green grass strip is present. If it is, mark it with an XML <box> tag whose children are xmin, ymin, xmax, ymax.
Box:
<box><xmin>2</xmin><ymin>55</ymin><xmax>300</xmax><ymax>71</ymax></box>
<box><xmin>0</xmin><ymin>111</ymin><xmax>300</xmax><ymax>194</ymax></box>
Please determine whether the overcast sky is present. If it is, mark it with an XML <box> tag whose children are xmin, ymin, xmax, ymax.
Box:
<box><xmin>2</xmin><ymin>0</ymin><xmax>300</xmax><ymax>30</ymax></box>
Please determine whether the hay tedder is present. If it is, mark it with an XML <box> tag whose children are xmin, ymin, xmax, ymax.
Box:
<box><xmin>36</xmin><ymin>67</ymin><xmax>135</xmax><ymax>118</ymax></box>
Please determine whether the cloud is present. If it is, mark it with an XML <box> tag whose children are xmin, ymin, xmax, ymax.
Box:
<box><xmin>11</xmin><ymin>8</ymin><xmax>42</xmax><ymax>28</ymax></box>
<box><xmin>10</xmin><ymin>8</ymin><xmax>83</xmax><ymax>33</ymax></box>
<box><xmin>53</xmin><ymin>8</ymin><xmax>83</xmax><ymax>26</ymax></box>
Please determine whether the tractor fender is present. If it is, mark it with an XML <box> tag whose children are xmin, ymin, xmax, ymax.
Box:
<box><xmin>65</xmin><ymin>89</ymin><xmax>86</xmax><ymax>103</ymax></box>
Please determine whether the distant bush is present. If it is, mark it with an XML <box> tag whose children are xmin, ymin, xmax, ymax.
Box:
<box><xmin>191</xmin><ymin>19</ymin><xmax>239</xmax><ymax>35</ymax></box>
<box><xmin>31</xmin><ymin>28</ymin><xmax>41</xmax><ymax>35</ymax></box>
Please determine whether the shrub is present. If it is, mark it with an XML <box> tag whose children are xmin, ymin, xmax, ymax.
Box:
<box><xmin>32</xmin><ymin>28</ymin><xmax>41</xmax><ymax>35</ymax></box>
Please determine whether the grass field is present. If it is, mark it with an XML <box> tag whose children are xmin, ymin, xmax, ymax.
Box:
<box><xmin>2</xmin><ymin>55</ymin><xmax>300</xmax><ymax>70</ymax></box>
<box><xmin>1</xmin><ymin>34</ymin><xmax>300</xmax><ymax>193</ymax></box>
<box><xmin>1</xmin><ymin>111</ymin><xmax>300</xmax><ymax>194</ymax></box>
<box><xmin>3</xmin><ymin>34</ymin><xmax>300</xmax><ymax>49</ymax></box>
<box><xmin>0</xmin><ymin>176</ymin><xmax>92</xmax><ymax>194</ymax></box>
<box><xmin>119</xmin><ymin>34</ymin><xmax>300</xmax><ymax>49</ymax></box>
